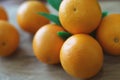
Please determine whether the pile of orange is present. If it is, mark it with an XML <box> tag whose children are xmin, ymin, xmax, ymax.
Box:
<box><xmin>1</xmin><ymin>0</ymin><xmax>120</xmax><ymax>80</ymax></box>
<box><xmin>59</xmin><ymin>0</ymin><xmax>103</xmax><ymax>79</ymax></box>
<box><xmin>31</xmin><ymin>0</ymin><xmax>120</xmax><ymax>79</ymax></box>
<box><xmin>0</xmin><ymin>1</ymin><xmax>50</xmax><ymax>56</ymax></box>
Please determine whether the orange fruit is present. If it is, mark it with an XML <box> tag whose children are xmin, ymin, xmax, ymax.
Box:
<box><xmin>0</xmin><ymin>21</ymin><xmax>19</xmax><ymax>56</ymax></box>
<box><xmin>17</xmin><ymin>1</ymin><xmax>49</xmax><ymax>34</ymax></box>
<box><xmin>60</xmin><ymin>34</ymin><xmax>103</xmax><ymax>79</ymax></box>
<box><xmin>96</xmin><ymin>14</ymin><xmax>120</xmax><ymax>55</ymax></box>
<box><xmin>59</xmin><ymin>0</ymin><xmax>102</xmax><ymax>34</ymax></box>
<box><xmin>33</xmin><ymin>24</ymin><xmax>64</xmax><ymax>64</ymax></box>
<box><xmin>0</xmin><ymin>6</ymin><xmax>8</xmax><ymax>21</ymax></box>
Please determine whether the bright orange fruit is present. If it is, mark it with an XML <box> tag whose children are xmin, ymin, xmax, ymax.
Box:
<box><xmin>60</xmin><ymin>34</ymin><xmax>103</xmax><ymax>79</ymax></box>
<box><xmin>59</xmin><ymin>0</ymin><xmax>102</xmax><ymax>34</ymax></box>
<box><xmin>33</xmin><ymin>24</ymin><xmax>64</xmax><ymax>64</ymax></box>
<box><xmin>96</xmin><ymin>14</ymin><xmax>120</xmax><ymax>55</ymax></box>
<box><xmin>17</xmin><ymin>1</ymin><xmax>49</xmax><ymax>34</ymax></box>
<box><xmin>0</xmin><ymin>21</ymin><xmax>19</xmax><ymax>56</ymax></box>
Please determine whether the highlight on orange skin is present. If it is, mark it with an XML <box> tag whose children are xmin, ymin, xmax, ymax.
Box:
<box><xmin>33</xmin><ymin>24</ymin><xmax>65</xmax><ymax>64</ymax></box>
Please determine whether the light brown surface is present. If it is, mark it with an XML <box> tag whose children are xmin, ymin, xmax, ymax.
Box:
<box><xmin>0</xmin><ymin>1</ymin><xmax>120</xmax><ymax>80</ymax></box>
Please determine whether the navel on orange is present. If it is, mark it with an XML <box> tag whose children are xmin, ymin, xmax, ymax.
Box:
<box><xmin>59</xmin><ymin>0</ymin><xmax>102</xmax><ymax>34</ymax></box>
<box><xmin>96</xmin><ymin>14</ymin><xmax>120</xmax><ymax>55</ymax></box>
<box><xmin>17</xmin><ymin>1</ymin><xmax>50</xmax><ymax>34</ymax></box>
<box><xmin>0</xmin><ymin>21</ymin><xmax>19</xmax><ymax>56</ymax></box>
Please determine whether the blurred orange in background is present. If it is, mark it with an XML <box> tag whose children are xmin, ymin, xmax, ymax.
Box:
<box><xmin>0</xmin><ymin>6</ymin><xmax>8</xmax><ymax>21</ymax></box>
<box><xmin>17</xmin><ymin>0</ymin><xmax>50</xmax><ymax>34</ymax></box>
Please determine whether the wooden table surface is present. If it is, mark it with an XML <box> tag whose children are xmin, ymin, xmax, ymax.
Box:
<box><xmin>0</xmin><ymin>1</ymin><xmax>120</xmax><ymax>80</ymax></box>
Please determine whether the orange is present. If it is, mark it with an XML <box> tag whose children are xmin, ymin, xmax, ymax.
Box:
<box><xmin>60</xmin><ymin>34</ymin><xmax>103</xmax><ymax>79</ymax></box>
<box><xmin>59</xmin><ymin>0</ymin><xmax>102</xmax><ymax>34</ymax></box>
<box><xmin>33</xmin><ymin>24</ymin><xmax>64</xmax><ymax>64</ymax></box>
<box><xmin>96</xmin><ymin>14</ymin><xmax>120</xmax><ymax>55</ymax></box>
<box><xmin>17</xmin><ymin>1</ymin><xmax>49</xmax><ymax>34</ymax></box>
<box><xmin>0</xmin><ymin>6</ymin><xmax>8</xmax><ymax>21</ymax></box>
<box><xmin>0</xmin><ymin>21</ymin><xmax>19</xmax><ymax>56</ymax></box>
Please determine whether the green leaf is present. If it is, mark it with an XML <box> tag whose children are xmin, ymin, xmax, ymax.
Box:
<box><xmin>57</xmin><ymin>31</ymin><xmax>72</xmax><ymax>40</ymax></box>
<box><xmin>47</xmin><ymin>0</ymin><xmax>62</xmax><ymax>11</ymax></box>
<box><xmin>38</xmin><ymin>12</ymin><xmax>61</xmax><ymax>26</ymax></box>
<box><xmin>102</xmin><ymin>11</ymin><xmax>108</xmax><ymax>18</ymax></box>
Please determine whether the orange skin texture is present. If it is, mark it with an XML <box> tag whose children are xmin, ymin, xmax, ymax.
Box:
<box><xmin>59</xmin><ymin>0</ymin><xmax>102</xmax><ymax>34</ymax></box>
<box><xmin>96</xmin><ymin>14</ymin><xmax>120</xmax><ymax>55</ymax></box>
<box><xmin>0</xmin><ymin>21</ymin><xmax>19</xmax><ymax>56</ymax></box>
<box><xmin>0</xmin><ymin>6</ymin><xmax>8</xmax><ymax>21</ymax></box>
<box><xmin>33</xmin><ymin>24</ymin><xmax>64</xmax><ymax>64</ymax></box>
<box><xmin>60</xmin><ymin>34</ymin><xmax>103</xmax><ymax>79</ymax></box>
<box><xmin>17</xmin><ymin>1</ymin><xmax>49</xmax><ymax>34</ymax></box>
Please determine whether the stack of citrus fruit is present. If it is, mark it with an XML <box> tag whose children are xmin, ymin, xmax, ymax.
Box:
<box><xmin>29</xmin><ymin>0</ymin><xmax>103</xmax><ymax>79</ymax></box>
<box><xmin>58</xmin><ymin>0</ymin><xmax>103</xmax><ymax>79</ymax></box>
<box><xmin>1</xmin><ymin>0</ymin><xmax>120</xmax><ymax>80</ymax></box>
<box><xmin>32</xmin><ymin>0</ymin><xmax>120</xmax><ymax>79</ymax></box>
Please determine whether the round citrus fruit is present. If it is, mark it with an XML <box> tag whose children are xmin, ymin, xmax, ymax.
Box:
<box><xmin>17</xmin><ymin>1</ymin><xmax>49</xmax><ymax>34</ymax></box>
<box><xmin>96</xmin><ymin>14</ymin><xmax>120</xmax><ymax>55</ymax></box>
<box><xmin>60</xmin><ymin>34</ymin><xmax>103</xmax><ymax>79</ymax></box>
<box><xmin>0</xmin><ymin>6</ymin><xmax>8</xmax><ymax>21</ymax></box>
<box><xmin>0</xmin><ymin>21</ymin><xmax>19</xmax><ymax>56</ymax></box>
<box><xmin>33</xmin><ymin>24</ymin><xmax>64</xmax><ymax>64</ymax></box>
<box><xmin>59</xmin><ymin>0</ymin><xmax>102</xmax><ymax>34</ymax></box>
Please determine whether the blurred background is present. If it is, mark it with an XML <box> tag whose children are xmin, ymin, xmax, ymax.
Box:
<box><xmin>0</xmin><ymin>0</ymin><xmax>120</xmax><ymax>80</ymax></box>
